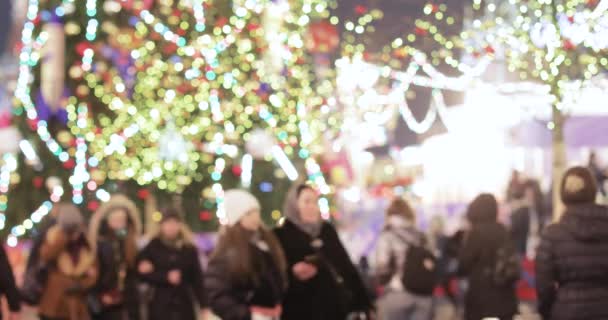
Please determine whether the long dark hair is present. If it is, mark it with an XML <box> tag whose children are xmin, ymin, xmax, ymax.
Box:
<box><xmin>212</xmin><ymin>224</ymin><xmax>287</xmax><ymax>285</ymax></box>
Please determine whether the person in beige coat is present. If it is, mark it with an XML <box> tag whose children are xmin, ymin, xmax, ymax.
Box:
<box><xmin>38</xmin><ymin>203</ymin><xmax>98</xmax><ymax>320</ymax></box>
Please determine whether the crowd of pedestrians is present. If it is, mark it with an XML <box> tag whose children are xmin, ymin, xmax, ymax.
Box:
<box><xmin>0</xmin><ymin>165</ymin><xmax>604</xmax><ymax>320</ymax></box>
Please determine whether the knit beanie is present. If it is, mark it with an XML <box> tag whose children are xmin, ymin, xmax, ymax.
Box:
<box><xmin>223</xmin><ymin>189</ymin><xmax>261</xmax><ymax>226</ymax></box>
<box><xmin>57</xmin><ymin>203</ymin><xmax>84</xmax><ymax>234</ymax></box>
<box><xmin>561</xmin><ymin>166</ymin><xmax>598</xmax><ymax>205</ymax></box>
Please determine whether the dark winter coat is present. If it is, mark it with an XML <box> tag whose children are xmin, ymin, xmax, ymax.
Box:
<box><xmin>91</xmin><ymin>237</ymin><xmax>139</xmax><ymax>320</ymax></box>
<box><xmin>206</xmin><ymin>242</ymin><xmax>285</xmax><ymax>320</ymax></box>
<box><xmin>0</xmin><ymin>245</ymin><xmax>21</xmax><ymax>318</ymax></box>
<box><xmin>137</xmin><ymin>238</ymin><xmax>206</xmax><ymax>320</ymax></box>
<box><xmin>87</xmin><ymin>194</ymin><xmax>142</xmax><ymax>320</ymax></box>
<box><xmin>536</xmin><ymin>204</ymin><xmax>608</xmax><ymax>320</ymax></box>
<box><xmin>274</xmin><ymin>220</ymin><xmax>373</xmax><ymax>320</ymax></box>
<box><xmin>511</xmin><ymin>206</ymin><xmax>532</xmax><ymax>256</ymax></box>
<box><xmin>459</xmin><ymin>222</ymin><xmax>518</xmax><ymax>320</ymax></box>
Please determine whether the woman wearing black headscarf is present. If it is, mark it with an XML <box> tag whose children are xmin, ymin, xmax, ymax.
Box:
<box><xmin>274</xmin><ymin>184</ymin><xmax>373</xmax><ymax>320</ymax></box>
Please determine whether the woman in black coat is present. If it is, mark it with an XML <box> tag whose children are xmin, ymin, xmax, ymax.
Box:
<box><xmin>206</xmin><ymin>189</ymin><xmax>286</xmax><ymax>320</ymax></box>
<box><xmin>137</xmin><ymin>209</ymin><xmax>206</xmax><ymax>320</ymax></box>
<box><xmin>274</xmin><ymin>184</ymin><xmax>373</xmax><ymax>320</ymax></box>
<box><xmin>88</xmin><ymin>195</ymin><xmax>142</xmax><ymax>320</ymax></box>
<box><xmin>536</xmin><ymin>167</ymin><xmax>608</xmax><ymax>320</ymax></box>
<box><xmin>459</xmin><ymin>194</ymin><xmax>518</xmax><ymax>320</ymax></box>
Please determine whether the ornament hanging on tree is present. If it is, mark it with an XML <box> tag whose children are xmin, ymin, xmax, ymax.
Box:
<box><xmin>45</xmin><ymin>176</ymin><xmax>62</xmax><ymax>192</ymax></box>
<box><xmin>158</xmin><ymin>120</ymin><xmax>191</xmax><ymax>163</ymax></box>
<box><xmin>245</xmin><ymin>129</ymin><xmax>275</xmax><ymax>160</ymax></box>
<box><xmin>306</xmin><ymin>20</ymin><xmax>340</xmax><ymax>54</ymax></box>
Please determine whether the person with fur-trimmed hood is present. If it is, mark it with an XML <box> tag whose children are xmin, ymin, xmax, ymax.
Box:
<box><xmin>38</xmin><ymin>203</ymin><xmax>99</xmax><ymax>320</ymax></box>
<box><xmin>88</xmin><ymin>194</ymin><xmax>142</xmax><ymax>320</ymax></box>
<box><xmin>137</xmin><ymin>208</ymin><xmax>207</xmax><ymax>320</ymax></box>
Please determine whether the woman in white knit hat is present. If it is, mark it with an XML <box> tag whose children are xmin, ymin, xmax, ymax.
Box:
<box><xmin>206</xmin><ymin>189</ymin><xmax>287</xmax><ymax>320</ymax></box>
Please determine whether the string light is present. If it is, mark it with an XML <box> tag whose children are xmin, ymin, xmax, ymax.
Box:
<box><xmin>14</xmin><ymin>0</ymin><xmax>70</xmax><ymax>163</ymax></box>
<box><xmin>85</xmin><ymin>0</ymin><xmax>98</xmax><ymax>41</ymax></box>
<box><xmin>0</xmin><ymin>154</ymin><xmax>18</xmax><ymax>231</ymax></box>
<box><xmin>241</xmin><ymin>154</ymin><xmax>253</xmax><ymax>188</ymax></box>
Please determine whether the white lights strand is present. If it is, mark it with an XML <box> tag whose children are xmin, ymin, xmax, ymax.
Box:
<box><xmin>70</xmin><ymin>104</ymin><xmax>90</xmax><ymax>204</ymax></box>
<box><xmin>241</xmin><ymin>153</ymin><xmax>253</xmax><ymax>188</ymax></box>
<box><xmin>85</xmin><ymin>0</ymin><xmax>99</xmax><ymax>41</ymax></box>
<box><xmin>0</xmin><ymin>154</ymin><xmax>18</xmax><ymax>231</ymax></box>
<box><xmin>15</xmin><ymin>0</ymin><xmax>70</xmax><ymax>163</ymax></box>
<box><xmin>271</xmin><ymin>146</ymin><xmax>299</xmax><ymax>181</ymax></box>
<box><xmin>212</xmin><ymin>157</ymin><xmax>227</xmax><ymax>224</ymax></box>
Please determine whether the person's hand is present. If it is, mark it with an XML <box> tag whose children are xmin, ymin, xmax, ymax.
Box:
<box><xmin>292</xmin><ymin>262</ymin><xmax>318</xmax><ymax>281</ymax></box>
<box><xmin>138</xmin><ymin>260</ymin><xmax>154</xmax><ymax>274</ymax></box>
<box><xmin>101</xmin><ymin>294</ymin><xmax>114</xmax><ymax>306</ymax></box>
<box><xmin>200</xmin><ymin>308</ymin><xmax>212</xmax><ymax>320</ymax></box>
<box><xmin>250</xmin><ymin>305</ymin><xmax>282</xmax><ymax>318</ymax></box>
<box><xmin>168</xmin><ymin>269</ymin><xmax>182</xmax><ymax>285</ymax></box>
<box><xmin>86</xmin><ymin>268</ymin><xmax>98</xmax><ymax>279</ymax></box>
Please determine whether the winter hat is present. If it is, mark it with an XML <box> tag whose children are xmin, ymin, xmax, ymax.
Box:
<box><xmin>561</xmin><ymin>166</ymin><xmax>598</xmax><ymax>205</ymax></box>
<box><xmin>57</xmin><ymin>203</ymin><xmax>85</xmax><ymax>234</ymax></box>
<box><xmin>467</xmin><ymin>193</ymin><xmax>498</xmax><ymax>224</ymax></box>
<box><xmin>223</xmin><ymin>189</ymin><xmax>261</xmax><ymax>226</ymax></box>
<box><xmin>283</xmin><ymin>183</ymin><xmax>323</xmax><ymax>237</ymax></box>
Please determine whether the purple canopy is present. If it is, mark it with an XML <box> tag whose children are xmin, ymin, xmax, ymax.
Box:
<box><xmin>508</xmin><ymin>116</ymin><xmax>608</xmax><ymax>148</ymax></box>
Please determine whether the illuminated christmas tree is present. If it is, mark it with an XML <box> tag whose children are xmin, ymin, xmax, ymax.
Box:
<box><xmin>7</xmin><ymin>0</ymin><xmax>332</xmax><ymax>237</ymax></box>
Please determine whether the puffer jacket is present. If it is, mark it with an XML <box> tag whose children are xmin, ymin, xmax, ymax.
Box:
<box><xmin>536</xmin><ymin>204</ymin><xmax>608</xmax><ymax>320</ymax></box>
<box><xmin>205</xmin><ymin>241</ymin><xmax>285</xmax><ymax>320</ymax></box>
<box><xmin>374</xmin><ymin>215</ymin><xmax>424</xmax><ymax>291</ymax></box>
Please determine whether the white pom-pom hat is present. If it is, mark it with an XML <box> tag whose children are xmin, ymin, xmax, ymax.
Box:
<box><xmin>223</xmin><ymin>189</ymin><xmax>261</xmax><ymax>226</ymax></box>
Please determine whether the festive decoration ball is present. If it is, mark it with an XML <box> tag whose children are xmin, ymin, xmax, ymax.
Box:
<box><xmin>306</xmin><ymin>20</ymin><xmax>340</xmax><ymax>54</ymax></box>
<box><xmin>45</xmin><ymin>176</ymin><xmax>62</xmax><ymax>191</ymax></box>
<box><xmin>231</xmin><ymin>166</ymin><xmax>243</xmax><ymax>177</ymax></box>
<box><xmin>91</xmin><ymin>170</ymin><xmax>107</xmax><ymax>184</ymax></box>
<box><xmin>137</xmin><ymin>189</ymin><xmax>150</xmax><ymax>200</ymax></box>
<box><xmin>330</xmin><ymin>167</ymin><xmax>348</xmax><ymax>185</ymax></box>
<box><xmin>33</xmin><ymin>177</ymin><xmax>44</xmax><ymax>189</ymax></box>
<box><xmin>56</xmin><ymin>130</ymin><xmax>73</xmax><ymax>146</ymax></box>
<box><xmin>199</xmin><ymin>211</ymin><xmax>212</xmax><ymax>221</ymax></box>
<box><xmin>0</xmin><ymin>127</ymin><xmax>21</xmax><ymax>154</ymax></box>
<box><xmin>245</xmin><ymin>129</ymin><xmax>275</xmax><ymax>160</ymax></box>
<box><xmin>63</xmin><ymin>159</ymin><xmax>76</xmax><ymax>169</ymax></box>
<box><xmin>88</xmin><ymin>201</ymin><xmax>100</xmax><ymax>212</ymax></box>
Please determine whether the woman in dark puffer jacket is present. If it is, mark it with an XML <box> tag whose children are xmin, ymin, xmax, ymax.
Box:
<box><xmin>206</xmin><ymin>190</ymin><xmax>286</xmax><ymax>320</ymax></box>
<box><xmin>536</xmin><ymin>166</ymin><xmax>608</xmax><ymax>320</ymax></box>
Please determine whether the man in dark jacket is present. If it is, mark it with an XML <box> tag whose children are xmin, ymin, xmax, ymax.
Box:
<box><xmin>459</xmin><ymin>194</ymin><xmax>518</xmax><ymax>320</ymax></box>
<box><xmin>536</xmin><ymin>167</ymin><xmax>608</xmax><ymax>320</ymax></box>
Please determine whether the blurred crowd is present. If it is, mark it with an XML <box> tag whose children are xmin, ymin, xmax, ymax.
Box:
<box><xmin>0</xmin><ymin>163</ymin><xmax>606</xmax><ymax>320</ymax></box>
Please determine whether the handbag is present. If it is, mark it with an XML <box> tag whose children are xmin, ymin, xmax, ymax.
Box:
<box><xmin>20</xmin><ymin>263</ymin><xmax>48</xmax><ymax>305</ymax></box>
